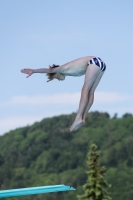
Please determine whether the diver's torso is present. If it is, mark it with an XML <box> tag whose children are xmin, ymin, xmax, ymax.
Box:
<box><xmin>61</xmin><ymin>56</ymin><xmax>95</xmax><ymax>77</ymax></box>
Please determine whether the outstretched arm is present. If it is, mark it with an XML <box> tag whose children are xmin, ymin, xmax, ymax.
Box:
<box><xmin>21</xmin><ymin>67</ymin><xmax>61</xmax><ymax>78</ymax></box>
<box><xmin>21</xmin><ymin>56</ymin><xmax>94</xmax><ymax>78</ymax></box>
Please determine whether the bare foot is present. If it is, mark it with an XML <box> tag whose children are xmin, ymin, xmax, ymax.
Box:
<box><xmin>70</xmin><ymin>119</ymin><xmax>84</xmax><ymax>132</ymax></box>
<box><xmin>73</xmin><ymin>119</ymin><xmax>85</xmax><ymax>131</ymax></box>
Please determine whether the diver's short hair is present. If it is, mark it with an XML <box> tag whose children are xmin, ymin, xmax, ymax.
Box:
<box><xmin>46</xmin><ymin>64</ymin><xmax>59</xmax><ymax>81</ymax></box>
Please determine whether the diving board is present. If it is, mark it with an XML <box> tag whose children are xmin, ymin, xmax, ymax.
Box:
<box><xmin>0</xmin><ymin>184</ymin><xmax>76</xmax><ymax>198</ymax></box>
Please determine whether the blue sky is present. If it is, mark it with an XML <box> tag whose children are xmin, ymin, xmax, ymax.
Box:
<box><xmin>0</xmin><ymin>0</ymin><xmax>133</xmax><ymax>135</ymax></box>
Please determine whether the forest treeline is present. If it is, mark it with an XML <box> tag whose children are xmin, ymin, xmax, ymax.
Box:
<box><xmin>0</xmin><ymin>111</ymin><xmax>133</xmax><ymax>200</ymax></box>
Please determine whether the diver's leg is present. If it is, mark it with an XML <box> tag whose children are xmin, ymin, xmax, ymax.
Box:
<box><xmin>82</xmin><ymin>71</ymin><xmax>104</xmax><ymax>122</ymax></box>
<box><xmin>70</xmin><ymin>64</ymin><xmax>100</xmax><ymax>132</ymax></box>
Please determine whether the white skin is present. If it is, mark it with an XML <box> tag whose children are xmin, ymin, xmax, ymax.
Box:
<box><xmin>21</xmin><ymin>56</ymin><xmax>105</xmax><ymax>132</ymax></box>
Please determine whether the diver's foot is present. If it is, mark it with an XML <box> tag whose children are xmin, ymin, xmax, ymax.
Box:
<box><xmin>70</xmin><ymin>119</ymin><xmax>84</xmax><ymax>132</ymax></box>
<box><xmin>73</xmin><ymin>119</ymin><xmax>85</xmax><ymax>131</ymax></box>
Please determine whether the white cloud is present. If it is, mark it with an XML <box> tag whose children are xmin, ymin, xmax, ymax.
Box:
<box><xmin>0</xmin><ymin>91</ymin><xmax>133</xmax><ymax>107</ymax></box>
<box><xmin>95</xmin><ymin>92</ymin><xmax>133</xmax><ymax>103</ymax></box>
<box><xmin>0</xmin><ymin>104</ymin><xmax>133</xmax><ymax>136</ymax></box>
<box><xmin>1</xmin><ymin>93</ymin><xmax>80</xmax><ymax>106</ymax></box>
<box><xmin>0</xmin><ymin>91</ymin><xmax>133</xmax><ymax>135</ymax></box>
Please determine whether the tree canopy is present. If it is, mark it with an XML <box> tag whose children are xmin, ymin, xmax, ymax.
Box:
<box><xmin>0</xmin><ymin>111</ymin><xmax>133</xmax><ymax>200</ymax></box>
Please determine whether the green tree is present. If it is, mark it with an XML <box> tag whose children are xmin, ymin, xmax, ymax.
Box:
<box><xmin>78</xmin><ymin>144</ymin><xmax>112</xmax><ymax>200</ymax></box>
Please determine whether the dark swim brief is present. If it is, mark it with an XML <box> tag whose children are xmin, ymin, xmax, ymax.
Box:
<box><xmin>88</xmin><ymin>57</ymin><xmax>106</xmax><ymax>72</ymax></box>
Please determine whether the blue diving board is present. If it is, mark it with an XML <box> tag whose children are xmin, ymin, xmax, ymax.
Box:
<box><xmin>0</xmin><ymin>184</ymin><xmax>76</xmax><ymax>198</ymax></box>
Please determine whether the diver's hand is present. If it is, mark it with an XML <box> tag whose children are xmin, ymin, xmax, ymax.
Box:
<box><xmin>21</xmin><ymin>68</ymin><xmax>34</xmax><ymax>78</ymax></box>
